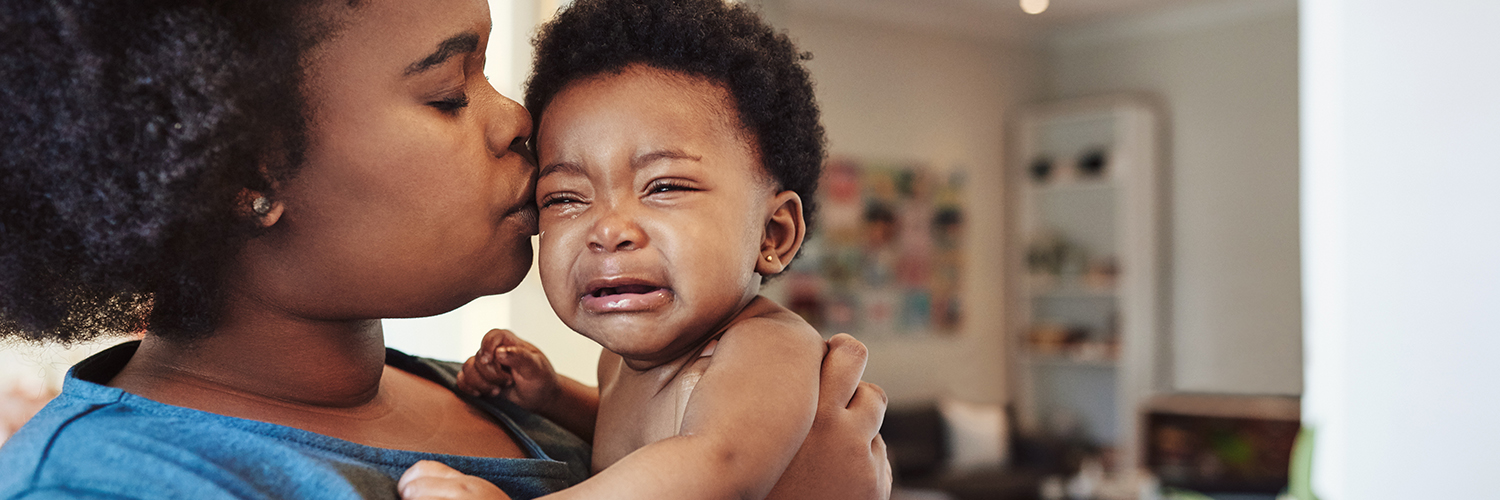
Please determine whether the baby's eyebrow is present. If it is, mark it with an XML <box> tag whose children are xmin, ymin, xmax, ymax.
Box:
<box><xmin>633</xmin><ymin>150</ymin><xmax>701</xmax><ymax>169</ymax></box>
<box><xmin>539</xmin><ymin>150</ymin><xmax>701</xmax><ymax>180</ymax></box>
<box><xmin>539</xmin><ymin>161</ymin><xmax>586</xmax><ymax>180</ymax></box>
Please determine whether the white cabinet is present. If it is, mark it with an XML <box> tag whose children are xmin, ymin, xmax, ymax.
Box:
<box><xmin>1006</xmin><ymin>96</ymin><xmax>1166</xmax><ymax>473</ymax></box>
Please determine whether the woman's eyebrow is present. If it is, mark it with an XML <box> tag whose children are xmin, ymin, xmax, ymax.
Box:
<box><xmin>404</xmin><ymin>32</ymin><xmax>480</xmax><ymax>76</ymax></box>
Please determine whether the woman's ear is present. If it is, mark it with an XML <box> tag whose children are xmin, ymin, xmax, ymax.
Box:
<box><xmin>237</xmin><ymin>188</ymin><xmax>285</xmax><ymax>228</ymax></box>
<box><xmin>757</xmin><ymin>190</ymin><xmax>806</xmax><ymax>276</ymax></box>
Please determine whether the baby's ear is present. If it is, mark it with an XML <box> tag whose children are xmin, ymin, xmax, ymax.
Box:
<box><xmin>757</xmin><ymin>191</ymin><xmax>805</xmax><ymax>276</ymax></box>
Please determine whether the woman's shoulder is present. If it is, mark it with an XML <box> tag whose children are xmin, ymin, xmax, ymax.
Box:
<box><xmin>0</xmin><ymin>346</ymin><xmax>591</xmax><ymax>500</ymax></box>
<box><xmin>0</xmin><ymin>345</ymin><xmax>540</xmax><ymax>500</ymax></box>
<box><xmin>0</xmin><ymin>382</ymin><xmax>389</xmax><ymax>500</ymax></box>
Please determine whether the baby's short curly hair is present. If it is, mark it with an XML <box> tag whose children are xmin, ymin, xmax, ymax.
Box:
<box><xmin>525</xmin><ymin>0</ymin><xmax>826</xmax><ymax>233</ymax></box>
<box><xmin>0</xmin><ymin>0</ymin><xmax>323</xmax><ymax>343</ymax></box>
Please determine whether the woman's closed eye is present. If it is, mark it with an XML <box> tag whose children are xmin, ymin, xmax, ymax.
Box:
<box><xmin>428</xmin><ymin>93</ymin><xmax>470</xmax><ymax>113</ymax></box>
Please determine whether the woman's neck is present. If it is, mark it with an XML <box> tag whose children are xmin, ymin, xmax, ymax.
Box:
<box><xmin>108</xmin><ymin>311</ymin><xmax>531</xmax><ymax>458</ymax></box>
<box><xmin>110</xmin><ymin>312</ymin><xmax>390</xmax><ymax>413</ymax></box>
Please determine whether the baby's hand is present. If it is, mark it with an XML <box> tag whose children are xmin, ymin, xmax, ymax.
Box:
<box><xmin>456</xmin><ymin>329</ymin><xmax>560</xmax><ymax>412</ymax></box>
<box><xmin>398</xmin><ymin>460</ymin><xmax>511</xmax><ymax>500</ymax></box>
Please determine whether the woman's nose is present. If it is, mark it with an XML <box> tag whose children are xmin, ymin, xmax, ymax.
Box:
<box><xmin>481</xmin><ymin>85</ymin><xmax>534</xmax><ymax>164</ymax></box>
<box><xmin>588</xmin><ymin>204</ymin><xmax>647</xmax><ymax>253</ymax></box>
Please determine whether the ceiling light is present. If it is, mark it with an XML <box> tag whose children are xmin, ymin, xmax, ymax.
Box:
<box><xmin>1021</xmin><ymin>0</ymin><xmax>1049</xmax><ymax>15</ymax></box>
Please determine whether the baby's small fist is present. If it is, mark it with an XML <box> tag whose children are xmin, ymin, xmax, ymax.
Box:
<box><xmin>459</xmin><ymin>329</ymin><xmax>561</xmax><ymax>413</ymax></box>
<box><xmin>398</xmin><ymin>460</ymin><xmax>511</xmax><ymax>500</ymax></box>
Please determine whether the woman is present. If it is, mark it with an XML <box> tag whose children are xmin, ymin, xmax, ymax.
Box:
<box><xmin>0</xmin><ymin>0</ymin><xmax>890</xmax><ymax>498</ymax></box>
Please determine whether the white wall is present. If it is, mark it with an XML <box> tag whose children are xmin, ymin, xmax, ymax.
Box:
<box><xmin>1301</xmin><ymin>0</ymin><xmax>1500</xmax><ymax>497</ymax></box>
<box><xmin>1044</xmin><ymin>2</ymin><xmax>1304</xmax><ymax>395</ymax></box>
<box><xmin>775</xmin><ymin>13</ymin><xmax>1041</xmax><ymax>405</ymax></box>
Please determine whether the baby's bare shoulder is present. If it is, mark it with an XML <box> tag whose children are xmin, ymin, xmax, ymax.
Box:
<box><xmin>717</xmin><ymin>297</ymin><xmax>822</xmax><ymax>355</ymax></box>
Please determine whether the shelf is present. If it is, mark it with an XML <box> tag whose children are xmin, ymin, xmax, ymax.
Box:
<box><xmin>1024</xmin><ymin>352</ymin><xmax>1119</xmax><ymax>369</ymax></box>
<box><xmin>1031</xmin><ymin>180</ymin><xmax>1116</xmax><ymax>194</ymax></box>
<box><xmin>1009</xmin><ymin>96</ymin><xmax>1164</xmax><ymax>472</ymax></box>
<box><xmin>1025</xmin><ymin>278</ymin><xmax>1117</xmax><ymax>299</ymax></box>
<box><xmin>1021</xmin><ymin>341</ymin><xmax>1119</xmax><ymax>369</ymax></box>
<box><xmin>1029</xmin><ymin>287</ymin><xmax>1116</xmax><ymax>300</ymax></box>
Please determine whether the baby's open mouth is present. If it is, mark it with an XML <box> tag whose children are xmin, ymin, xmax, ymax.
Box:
<box><xmin>579</xmin><ymin>281</ymin><xmax>673</xmax><ymax>313</ymax></box>
<box><xmin>588</xmin><ymin>284</ymin><xmax>663</xmax><ymax>298</ymax></box>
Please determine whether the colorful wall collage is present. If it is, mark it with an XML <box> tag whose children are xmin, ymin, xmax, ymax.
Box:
<box><xmin>783</xmin><ymin>158</ymin><xmax>968</xmax><ymax>337</ymax></box>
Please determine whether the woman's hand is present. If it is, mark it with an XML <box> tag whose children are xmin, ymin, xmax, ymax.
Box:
<box><xmin>766</xmin><ymin>333</ymin><xmax>893</xmax><ymax>500</ymax></box>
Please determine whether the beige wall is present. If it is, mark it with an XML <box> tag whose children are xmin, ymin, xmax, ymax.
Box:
<box><xmin>775</xmin><ymin>13</ymin><xmax>1042</xmax><ymax>405</ymax></box>
<box><xmin>433</xmin><ymin>0</ymin><xmax>1305</xmax><ymax>403</ymax></box>
<box><xmin>1044</xmin><ymin>6</ymin><xmax>1303</xmax><ymax>395</ymax></box>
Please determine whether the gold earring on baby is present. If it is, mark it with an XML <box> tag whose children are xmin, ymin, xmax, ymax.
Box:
<box><xmin>252</xmin><ymin>196</ymin><xmax>273</xmax><ymax>216</ymax></box>
<box><xmin>765</xmin><ymin>255</ymin><xmax>773</xmax><ymax>262</ymax></box>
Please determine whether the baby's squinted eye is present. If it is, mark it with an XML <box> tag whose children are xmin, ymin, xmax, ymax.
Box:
<box><xmin>645</xmin><ymin>180</ymin><xmax>698</xmax><ymax>194</ymax></box>
<box><xmin>540</xmin><ymin>194</ymin><xmax>583</xmax><ymax>207</ymax></box>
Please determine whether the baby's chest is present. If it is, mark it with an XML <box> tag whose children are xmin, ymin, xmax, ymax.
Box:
<box><xmin>593</xmin><ymin>392</ymin><xmax>679</xmax><ymax>469</ymax></box>
<box><xmin>592</xmin><ymin>359</ymin><xmax>710</xmax><ymax>470</ymax></box>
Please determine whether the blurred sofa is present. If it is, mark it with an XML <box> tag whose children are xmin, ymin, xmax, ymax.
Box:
<box><xmin>881</xmin><ymin>402</ymin><xmax>1049</xmax><ymax>500</ymax></box>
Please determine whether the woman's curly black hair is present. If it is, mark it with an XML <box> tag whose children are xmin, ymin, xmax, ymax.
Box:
<box><xmin>0</xmin><ymin>0</ymin><xmax>328</xmax><ymax>344</ymax></box>
<box><xmin>525</xmin><ymin>0</ymin><xmax>826</xmax><ymax>237</ymax></box>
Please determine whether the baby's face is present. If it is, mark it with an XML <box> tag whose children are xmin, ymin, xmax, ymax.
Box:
<box><xmin>535</xmin><ymin>64</ymin><xmax>776</xmax><ymax>366</ymax></box>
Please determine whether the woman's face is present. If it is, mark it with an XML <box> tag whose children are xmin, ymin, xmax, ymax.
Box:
<box><xmin>256</xmin><ymin>0</ymin><xmax>538</xmax><ymax>319</ymax></box>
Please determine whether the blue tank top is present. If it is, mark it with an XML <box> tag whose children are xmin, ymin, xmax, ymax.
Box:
<box><xmin>0</xmin><ymin>341</ymin><xmax>590</xmax><ymax>499</ymax></box>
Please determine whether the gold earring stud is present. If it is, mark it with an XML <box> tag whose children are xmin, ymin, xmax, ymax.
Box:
<box><xmin>766</xmin><ymin>255</ymin><xmax>774</xmax><ymax>262</ymax></box>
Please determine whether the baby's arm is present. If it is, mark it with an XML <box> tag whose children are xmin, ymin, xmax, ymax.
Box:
<box><xmin>399</xmin><ymin>329</ymin><xmax>887</xmax><ymax>500</ymax></box>
<box><xmin>546</xmin><ymin>306</ymin><xmax>824</xmax><ymax>500</ymax></box>
<box><xmin>456</xmin><ymin>329</ymin><xmax>599</xmax><ymax>443</ymax></box>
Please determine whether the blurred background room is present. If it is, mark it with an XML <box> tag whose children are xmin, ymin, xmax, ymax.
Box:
<box><xmin>3</xmin><ymin>0</ymin><xmax>1496</xmax><ymax>499</ymax></box>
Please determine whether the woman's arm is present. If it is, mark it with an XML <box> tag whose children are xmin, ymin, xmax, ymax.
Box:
<box><xmin>766</xmin><ymin>334</ymin><xmax>892</xmax><ymax>500</ymax></box>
